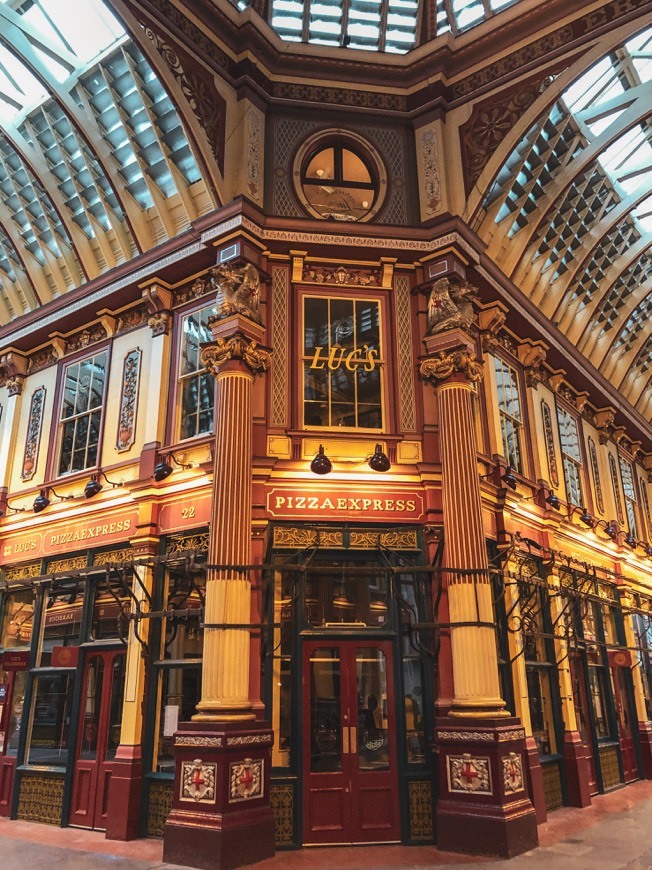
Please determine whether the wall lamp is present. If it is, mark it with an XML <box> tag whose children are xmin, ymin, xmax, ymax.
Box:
<box><xmin>567</xmin><ymin>505</ymin><xmax>595</xmax><ymax>528</ymax></box>
<box><xmin>480</xmin><ymin>464</ymin><xmax>518</xmax><ymax>491</ymax></box>
<box><xmin>544</xmin><ymin>492</ymin><xmax>561</xmax><ymax>511</ymax></box>
<box><xmin>33</xmin><ymin>486</ymin><xmax>74</xmax><ymax>513</ymax></box>
<box><xmin>84</xmin><ymin>470</ymin><xmax>124</xmax><ymax>498</ymax></box>
<box><xmin>153</xmin><ymin>453</ymin><xmax>193</xmax><ymax>482</ymax></box>
<box><xmin>309</xmin><ymin>444</ymin><xmax>392</xmax><ymax>475</ymax></box>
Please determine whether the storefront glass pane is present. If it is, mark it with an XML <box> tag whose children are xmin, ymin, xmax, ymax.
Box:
<box><xmin>6</xmin><ymin>671</ymin><xmax>27</xmax><ymax>756</ymax></box>
<box><xmin>79</xmin><ymin>657</ymin><xmax>104</xmax><ymax>760</ymax></box>
<box><xmin>305</xmin><ymin>560</ymin><xmax>389</xmax><ymax>628</ymax></box>
<box><xmin>309</xmin><ymin>648</ymin><xmax>342</xmax><ymax>773</ymax></box>
<box><xmin>38</xmin><ymin>582</ymin><xmax>84</xmax><ymax>667</ymax></box>
<box><xmin>526</xmin><ymin>665</ymin><xmax>557</xmax><ymax>756</ymax></box>
<box><xmin>588</xmin><ymin>666</ymin><xmax>610</xmax><ymax>739</ymax></box>
<box><xmin>27</xmin><ymin>673</ymin><xmax>75</xmax><ymax>766</ymax></box>
<box><xmin>1</xmin><ymin>589</ymin><xmax>34</xmax><ymax>649</ymax></box>
<box><xmin>356</xmin><ymin>648</ymin><xmax>390</xmax><ymax>771</ymax></box>
<box><xmin>155</xmin><ymin>666</ymin><xmax>201</xmax><ymax>773</ymax></box>
<box><xmin>106</xmin><ymin>654</ymin><xmax>126</xmax><ymax>761</ymax></box>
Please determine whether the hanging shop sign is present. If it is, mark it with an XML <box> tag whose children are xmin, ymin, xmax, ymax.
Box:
<box><xmin>158</xmin><ymin>492</ymin><xmax>211</xmax><ymax>534</ymax></box>
<box><xmin>266</xmin><ymin>486</ymin><xmax>425</xmax><ymax>521</ymax></box>
<box><xmin>0</xmin><ymin>508</ymin><xmax>139</xmax><ymax>565</ymax></box>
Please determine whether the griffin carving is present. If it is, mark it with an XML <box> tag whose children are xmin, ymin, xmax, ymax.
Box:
<box><xmin>426</xmin><ymin>278</ymin><xmax>476</xmax><ymax>335</ymax></box>
<box><xmin>214</xmin><ymin>262</ymin><xmax>261</xmax><ymax>323</ymax></box>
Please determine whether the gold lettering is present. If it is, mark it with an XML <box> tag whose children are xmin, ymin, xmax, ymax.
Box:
<box><xmin>296</xmin><ymin>497</ymin><xmax>306</xmax><ymax>509</ymax></box>
<box><xmin>362</xmin><ymin>499</ymin><xmax>371</xmax><ymax>510</ymax></box>
<box><xmin>396</xmin><ymin>499</ymin><xmax>405</xmax><ymax>511</ymax></box>
<box><xmin>327</xmin><ymin>347</ymin><xmax>344</xmax><ymax>370</ymax></box>
<box><xmin>308</xmin><ymin>497</ymin><xmax>319</xmax><ymax>509</ymax></box>
<box><xmin>385</xmin><ymin>499</ymin><xmax>394</xmax><ymax>511</ymax></box>
<box><xmin>350</xmin><ymin>498</ymin><xmax>361</xmax><ymax>510</ymax></box>
<box><xmin>407</xmin><ymin>499</ymin><xmax>416</xmax><ymax>511</ymax></box>
<box><xmin>373</xmin><ymin>500</ymin><xmax>382</xmax><ymax>511</ymax></box>
<box><xmin>321</xmin><ymin>498</ymin><xmax>335</xmax><ymax>510</ymax></box>
<box><xmin>363</xmin><ymin>348</ymin><xmax>378</xmax><ymax>372</ymax></box>
<box><xmin>275</xmin><ymin>497</ymin><xmax>286</xmax><ymax>509</ymax></box>
<box><xmin>337</xmin><ymin>498</ymin><xmax>347</xmax><ymax>509</ymax></box>
<box><xmin>309</xmin><ymin>347</ymin><xmax>328</xmax><ymax>369</ymax></box>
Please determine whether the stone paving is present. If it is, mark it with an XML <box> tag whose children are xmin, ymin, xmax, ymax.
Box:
<box><xmin>0</xmin><ymin>781</ymin><xmax>651</xmax><ymax>869</ymax></box>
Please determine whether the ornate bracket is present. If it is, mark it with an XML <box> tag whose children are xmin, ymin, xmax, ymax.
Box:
<box><xmin>0</xmin><ymin>350</ymin><xmax>27</xmax><ymax>396</ymax></box>
<box><xmin>420</xmin><ymin>349</ymin><xmax>484</xmax><ymax>384</ymax></box>
<box><xmin>201</xmin><ymin>334</ymin><xmax>271</xmax><ymax>376</ymax></box>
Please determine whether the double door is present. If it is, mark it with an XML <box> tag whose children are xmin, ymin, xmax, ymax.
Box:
<box><xmin>302</xmin><ymin>640</ymin><xmax>399</xmax><ymax>845</ymax></box>
<box><xmin>69</xmin><ymin>649</ymin><xmax>125</xmax><ymax>829</ymax></box>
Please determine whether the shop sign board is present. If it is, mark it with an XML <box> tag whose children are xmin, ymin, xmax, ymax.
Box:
<box><xmin>158</xmin><ymin>492</ymin><xmax>211</xmax><ymax>534</ymax></box>
<box><xmin>0</xmin><ymin>509</ymin><xmax>139</xmax><ymax>565</ymax></box>
<box><xmin>2</xmin><ymin>650</ymin><xmax>30</xmax><ymax>671</ymax></box>
<box><xmin>266</xmin><ymin>486</ymin><xmax>425</xmax><ymax>521</ymax></box>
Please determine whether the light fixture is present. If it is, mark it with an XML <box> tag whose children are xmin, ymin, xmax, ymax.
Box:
<box><xmin>33</xmin><ymin>489</ymin><xmax>50</xmax><ymax>513</ymax></box>
<box><xmin>153</xmin><ymin>453</ymin><xmax>192</xmax><ymax>482</ymax></box>
<box><xmin>368</xmin><ymin>444</ymin><xmax>391</xmax><ymax>472</ymax></box>
<box><xmin>604</xmin><ymin>521</ymin><xmax>618</xmax><ymax>541</ymax></box>
<box><xmin>84</xmin><ymin>470</ymin><xmax>124</xmax><ymax>498</ymax></box>
<box><xmin>578</xmin><ymin>507</ymin><xmax>595</xmax><ymax>528</ymax></box>
<box><xmin>501</xmin><ymin>467</ymin><xmax>518</xmax><ymax>490</ymax></box>
<box><xmin>645</xmin><ymin>544</ymin><xmax>652</xmax><ymax>558</ymax></box>
<box><xmin>310</xmin><ymin>444</ymin><xmax>332</xmax><ymax>475</ymax></box>
<box><xmin>624</xmin><ymin>532</ymin><xmax>637</xmax><ymax>549</ymax></box>
<box><xmin>545</xmin><ymin>492</ymin><xmax>561</xmax><ymax>511</ymax></box>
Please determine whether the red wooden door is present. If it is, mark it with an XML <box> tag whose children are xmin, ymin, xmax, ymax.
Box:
<box><xmin>571</xmin><ymin>656</ymin><xmax>598</xmax><ymax>794</ymax></box>
<box><xmin>69</xmin><ymin>650</ymin><xmax>125</xmax><ymax>829</ymax></box>
<box><xmin>302</xmin><ymin>640</ymin><xmax>399</xmax><ymax>845</ymax></box>
<box><xmin>610</xmin><ymin>662</ymin><xmax>638</xmax><ymax>783</ymax></box>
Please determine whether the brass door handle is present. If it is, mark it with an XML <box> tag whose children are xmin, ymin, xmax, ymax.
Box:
<box><xmin>350</xmin><ymin>726</ymin><xmax>357</xmax><ymax>753</ymax></box>
<box><xmin>343</xmin><ymin>725</ymin><xmax>349</xmax><ymax>754</ymax></box>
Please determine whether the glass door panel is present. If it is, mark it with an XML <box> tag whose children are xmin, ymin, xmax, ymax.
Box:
<box><xmin>309</xmin><ymin>648</ymin><xmax>343</xmax><ymax>773</ymax></box>
<box><xmin>79</xmin><ymin>657</ymin><xmax>104</xmax><ymax>760</ymax></box>
<box><xmin>356</xmin><ymin>648</ymin><xmax>389</xmax><ymax>770</ymax></box>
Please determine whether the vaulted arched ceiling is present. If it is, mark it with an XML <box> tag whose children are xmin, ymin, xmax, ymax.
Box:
<box><xmin>0</xmin><ymin>0</ymin><xmax>217</xmax><ymax>323</ymax></box>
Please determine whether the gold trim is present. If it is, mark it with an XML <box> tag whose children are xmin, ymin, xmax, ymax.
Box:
<box><xmin>420</xmin><ymin>349</ymin><xmax>483</xmax><ymax>384</ymax></box>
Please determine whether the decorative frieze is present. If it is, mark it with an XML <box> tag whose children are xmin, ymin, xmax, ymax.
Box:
<box><xmin>447</xmin><ymin>754</ymin><xmax>492</xmax><ymax>794</ymax></box>
<box><xmin>21</xmin><ymin>387</ymin><xmax>46</xmax><ymax>480</ymax></box>
<box><xmin>93</xmin><ymin>548</ymin><xmax>133</xmax><ymax>566</ymax></box>
<box><xmin>176</xmin><ymin>736</ymin><xmax>223</xmax><ymax>748</ymax></box>
<box><xmin>116</xmin><ymin>349</ymin><xmax>141</xmax><ymax>452</ymax></box>
<box><xmin>27</xmin><ymin>347</ymin><xmax>59</xmax><ymax>374</ymax></box>
<box><xmin>438</xmin><ymin>730</ymin><xmax>494</xmax><ymax>742</ymax></box>
<box><xmin>227</xmin><ymin>734</ymin><xmax>273</xmax><ymax>747</ymax></box>
<box><xmin>166</xmin><ymin>532</ymin><xmax>209</xmax><ymax>556</ymax></box>
<box><xmin>301</xmin><ymin>264</ymin><xmax>380</xmax><ymax>286</ymax></box>
<box><xmin>3</xmin><ymin>561</ymin><xmax>41</xmax><ymax>582</ymax></box>
<box><xmin>180</xmin><ymin>758</ymin><xmax>216</xmax><ymax>803</ymax></box>
<box><xmin>229</xmin><ymin>758</ymin><xmax>264</xmax><ymax>802</ymax></box>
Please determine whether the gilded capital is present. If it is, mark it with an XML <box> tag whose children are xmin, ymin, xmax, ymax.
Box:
<box><xmin>201</xmin><ymin>333</ymin><xmax>271</xmax><ymax>376</ymax></box>
<box><xmin>420</xmin><ymin>349</ymin><xmax>484</xmax><ymax>384</ymax></box>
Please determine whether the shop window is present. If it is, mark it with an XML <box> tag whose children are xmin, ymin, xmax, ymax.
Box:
<box><xmin>58</xmin><ymin>351</ymin><xmax>108</xmax><ymax>475</ymax></box>
<box><xmin>634</xmin><ymin>610</ymin><xmax>652</xmax><ymax>720</ymax></box>
<box><xmin>398</xmin><ymin>577</ymin><xmax>427</xmax><ymax>764</ymax></box>
<box><xmin>297</xmin><ymin>140</ymin><xmax>381</xmax><ymax>222</ymax></box>
<box><xmin>178</xmin><ymin>303</ymin><xmax>216</xmax><ymax>441</ymax></box>
<box><xmin>5</xmin><ymin>671</ymin><xmax>27</xmax><ymax>756</ymax></box>
<box><xmin>494</xmin><ymin>356</ymin><xmax>523</xmax><ymax>473</ymax></box>
<box><xmin>268</xmin><ymin>567</ymin><xmax>294</xmax><ymax>769</ymax></box>
<box><xmin>303</xmin><ymin>295</ymin><xmax>383</xmax><ymax>429</ymax></box>
<box><xmin>89</xmin><ymin>574</ymin><xmax>130</xmax><ymax>642</ymax></box>
<box><xmin>618</xmin><ymin>456</ymin><xmax>638</xmax><ymax>539</ymax></box>
<box><xmin>556</xmin><ymin>406</ymin><xmax>584</xmax><ymax>507</ymax></box>
<box><xmin>1</xmin><ymin>588</ymin><xmax>34</xmax><ymax>649</ymax></box>
<box><xmin>304</xmin><ymin>559</ymin><xmax>390</xmax><ymax>627</ymax></box>
<box><xmin>26</xmin><ymin>672</ymin><xmax>75</xmax><ymax>766</ymax></box>
<box><xmin>587</xmin><ymin>665</ymin><xmax>610</xmax><ymax>739</ymax></box>
<box><xmin>38</xmin><ymin>580</ymin><xmax>85</xmax><ymax>667</ymax></box>
<box><xmin>519</xmin><ymin>583</ymin><xmax>557</xmax><ymax>758</ymax></box>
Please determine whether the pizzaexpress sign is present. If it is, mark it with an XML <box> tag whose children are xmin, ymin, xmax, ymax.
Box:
<box><xmin>0</xmin><ymin>510</ymin><xmax>138</xmax><ymax>564</ymax></box>
<box><xmin>266</xmin><ymin>487</ymin><xmax>424</xmax><ymax>520</ymax></box>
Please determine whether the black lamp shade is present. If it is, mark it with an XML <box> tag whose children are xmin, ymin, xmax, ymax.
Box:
<box><xmin>310</xmin><ymin>445</ymin><xmax>332</xmax><ymax>475</ymax></box>
<box><xmin>84</xmin><ymin>476</ymin><xmax>103</xmax><ymax>498</ymax></box>
<box><xmin>604</xmin><ymin>523</ymin><xmax>618</xmax><ymax>540</ymax></box>
<box><xmin>501</xmin><ymin>467</ymin><xmax>518</xmax><ymax>490</ymax></box>
<box><xmin>545</xmin><ymin>493</ymin><xmax>561</xmax><ymax>510</ymax></box>
<box><xmin>369</xmin><ymin>444</ymin><xmax>391</xmax><ymax>472</ymax></box>
<box><xmin>625</xmin><ymin>532</ymin><xmax>637</xmax><ymax>549</ymax></box>
<box><xmin>33</xmin><ymin>490</ymin><xmax>50</xmax><ymax>513</ymax></box>
<box><xmin>579</xmin><ymin>508</ymin><xmax>594</xmax><ymax>528</ymax></box>
<box><xmin>153</xmin><ymin>458</ymin><xmax>174</xmax><ymax>482</ymax></box>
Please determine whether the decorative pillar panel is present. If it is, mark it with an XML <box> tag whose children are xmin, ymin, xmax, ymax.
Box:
<box><xmin>164</xmin><ymin>260</ymin><xmax>275</xmax><ymax>870</ymax></box>
<box><xmin>420</xmin><ymin>297</ymin><xmax>537</xmax><ymax>857</ymax></box>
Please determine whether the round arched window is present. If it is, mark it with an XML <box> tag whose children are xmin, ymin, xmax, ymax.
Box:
<box><xmin>294</xmin><ymin>132</ymin><xmax>387</xmax><ymax>222</ymax></box>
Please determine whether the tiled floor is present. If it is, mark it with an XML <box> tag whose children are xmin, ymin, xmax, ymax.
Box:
<box><xmin>0</xmin><ymin>780</ymin><xmax>651</xmax><ymax>869</ymax></box>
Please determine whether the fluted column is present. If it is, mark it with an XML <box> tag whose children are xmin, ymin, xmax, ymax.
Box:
<box><xmin>195</xmin><ymin>327</ymin><xmax>271</xmax><ymax>722</ymax></box>
<box><xmin>421</xmin><ymin>343</ymin><xmax>506</xmax><ymax>717</ymax></box>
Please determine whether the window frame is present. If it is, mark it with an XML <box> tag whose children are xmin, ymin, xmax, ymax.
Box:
<box><xmin>170</xmin><ymin>298</ymin><xmax>217</xmax><ymax>445</ymax></box>
<box><xmin>493</xmin><ymin>355</ymin><xmax>525</xmax><ymax>474</ymax></box>
<box><xmin>55</xmin><ymin>346</ymin><xmax>110</xmax><ymax>478</ymax></box>
<box><xmin>618</xmin><ymin>454</ymin><xmax>639</xmax><ymax>539</ymax></box>
<box><xmin>555</xmin><ymin>403</ymin><xmax>586</xmax><ymax>508</ymax></box>
<box><xmin>299</xmin><ymin>288</ymin><xmax>388</xmax><ymax>433</ymax></box>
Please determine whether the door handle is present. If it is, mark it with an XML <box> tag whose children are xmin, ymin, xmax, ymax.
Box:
<box><xmin>350</xmin><ymin>726</ymin><xmax>357</xmax><ymax>754</ymax></box>
<box><xmin>342</xmin><ymin>726</ymin><xmax>349</xmax><ymax>755</ymax></box>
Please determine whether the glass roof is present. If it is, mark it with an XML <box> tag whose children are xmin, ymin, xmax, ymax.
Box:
<box><xmin>482</xmin><ymin>25</ymin><xmax>652</xmax><ymax>416</ymax></box>
<box><xmin>238</xmin><ymin>0</ymin><xmax>525</xmax><ymax>53</ymax></box>
<box><xmin>0</xmin><ymin>0</ymin><xmax>207</xmax><ymax>323</ymax></box>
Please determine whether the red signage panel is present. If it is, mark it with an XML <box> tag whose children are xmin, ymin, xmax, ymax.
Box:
<box><xmin>158</xmin><ymin>492</ymin><xmax>211</xmax><ymax>534</ymax></box>
<box><xmin>266</xmin><ymin>486</ymin><xmax>425</xmax><ymax>522</ymax></box>
<box><xmin>2</xmin><ymin>651</ymin><xmax>30</xmax><ymax>671</ymax></box>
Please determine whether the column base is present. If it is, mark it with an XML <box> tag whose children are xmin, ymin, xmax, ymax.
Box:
<box><xmin>434</xmin><ymin>717</ymin><xmax>538</xmax><ymax>858</ymax></box>
<box><xmin>163</xmin><ymin>720</ymin><xmax>275</xmax><ymax>870</ymax></box>
<box><xmin>562</xmin><ymin>731</ymin><xmax>592</xmax><ymax>807</ymax></box>
<box><xmin>637</xmin><ymin>722</ymin><xmax>652</xmax><ymax>779</ymax></box>
<box><xmin>105</xmin><ymin>745</ymin><xmax>143</xmax><ymax>841</ymax></box>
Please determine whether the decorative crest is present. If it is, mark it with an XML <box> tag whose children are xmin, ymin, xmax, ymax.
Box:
<box><xmin>426</xmin><ymin>278</ymin><xmax>476</xmax><ymax>335</ymax></box>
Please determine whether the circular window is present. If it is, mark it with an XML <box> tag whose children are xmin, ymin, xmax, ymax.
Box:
<box><xmin>294</xmin><ymin>131</ymin><xmax>387</xmax><ymax>223</ymax></box>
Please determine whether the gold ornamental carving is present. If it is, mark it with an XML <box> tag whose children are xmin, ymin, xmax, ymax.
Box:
<box><xmin>201</xmin><ymin>334</ymin><xmax>271</xmax><ymax>376</ymax></box>
<box><xmin>176</xmin><ymin>735</ymin><xmax>223</xmax><ymax>748</ymax></box>
<box><xmin>426</xmin><ymin>278</ymin><xmax>476</xmax><ymax>335</ymax></box>
<box><xmin>420</xmin><ymin>349</ymin><xmax>484</xmax><ymax>384</ymax></box>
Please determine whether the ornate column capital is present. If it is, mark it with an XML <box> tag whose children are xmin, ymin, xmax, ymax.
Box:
<box><xmin>420</xmin><ymin>348</ymin><xmax>484</xmax><ymax>385</ymax></box>
<box><xmin>201</xmin><ymin>333</ymin><xmax>271</xmax><ymax>377</ymax></box>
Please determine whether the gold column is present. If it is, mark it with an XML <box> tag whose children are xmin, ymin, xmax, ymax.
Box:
<box><xmin>421</xmin><ymin>339</ymin><xmax>506</xmax><ymax>717</ymax></box>
<box><xmin>195</xmin><ymin>326</ymin><xmax>271</xmax><ymax>722</ymax></box>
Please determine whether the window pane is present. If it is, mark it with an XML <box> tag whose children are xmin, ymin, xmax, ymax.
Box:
<box><xmin>27</xmin><ymin>673</ymin><xmax>75</xmax><ymax>766</ymax></box>
<box><xmin>39</xmin><ymin>583</ymin><xmax>84</xmax><ymax>666</ymax></box>
<box><xmin>155</xmin><ymin>666</ymin><xmax>201</xmax><ymax>772</ymax></box>
<box><xmin>179</xmin><ymin>305</ymin><xmax>216</xmax><ymax>439</ymax></box>
<box><xmin>6</xmin><ymin>671</ymin><xmax>27</xmax><ymax>757</ymax></box>
<box><xmin>1</xmin><ymin>589</ymin><xmax>34</xmax><ymax>649</ymax></box>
